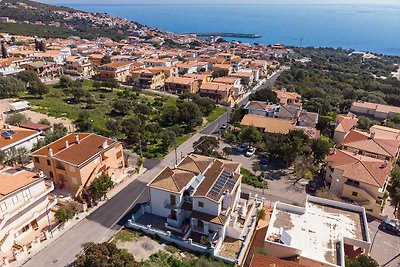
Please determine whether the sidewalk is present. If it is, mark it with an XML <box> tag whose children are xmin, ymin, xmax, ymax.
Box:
<box><xmin>12</xmin><ymin>167</ymin><xmax>146</xmax><ymax>267</ymax></box>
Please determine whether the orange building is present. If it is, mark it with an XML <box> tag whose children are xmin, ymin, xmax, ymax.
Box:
<box><xmin>96</xmin><ymin>61</ymin><xmax>132</xmax><ymax>82</ymax></box>
<box><xmin>31</xmin><ymin>133</ymin><xmax>125</xmax><ymax>198</ymax></box>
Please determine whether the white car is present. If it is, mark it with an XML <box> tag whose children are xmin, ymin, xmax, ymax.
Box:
<box><xmin>245</xmin><ymin>147</ymin><xmax>256</xmax><ymax>157</ymax></box>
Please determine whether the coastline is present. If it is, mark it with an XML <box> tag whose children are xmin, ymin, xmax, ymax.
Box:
<box><xmin>63</xmin><ymin>3</ymin><xmax>400</xmax><ymax>56</ymax></box>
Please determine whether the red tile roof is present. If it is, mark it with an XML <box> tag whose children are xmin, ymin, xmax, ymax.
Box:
<box><xmin>326</xmin><ymin>149</ymin><xmax>391</xmax><ymax>187</ymax></box>
<box><xmin>250</xmin><ymin>254</ymin><xmax>305</xmax><ymax>267</ymax></box>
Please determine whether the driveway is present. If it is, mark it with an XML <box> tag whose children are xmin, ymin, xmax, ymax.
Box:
<box><xmin>368</xmin><ymin>218</ymin><xmax>400</xmax><ymax>267</ymax></box>
<box><xmin>221</xmin><ymin>143</ymin><xmax>307</xmax><ymax>206</ymax></box>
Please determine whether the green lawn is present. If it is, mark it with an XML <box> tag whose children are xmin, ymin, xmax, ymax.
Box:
<box><xmin>206</xmin><ymin>107</ymin><xmax>227</xmax><ymax>123</ymax></box>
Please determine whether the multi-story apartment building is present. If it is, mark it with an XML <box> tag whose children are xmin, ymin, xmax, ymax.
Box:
<box><xmin>339</xmin><ymin>129</ymin><xmax>400</xmax><ymax>161</ymax></box>
<box><xmin>325</xmin><ymin>149</ymin><xmax>391</xmax><ymax>217</ymax></box>
<box><xmin>64</xmin><ymin>56</ymin><xmax>93</xmax><ymax>77</ymax></box>
<box><xmin>30</xmin><ymin>133</ymin><xmax>125</xmax><ymax>198</ymax></box>
<box><xmin>22</xmin><ymin>61</ymin><xmax>63</xmax><ymax>80</ymax></box>
<box><xmin>96</xmin><ymin>61</ymin><xmax>132</xmax><ymax>82</ymax></box>
<box><xmin>0</xmin><ymin>167</ymin><xmax>56</xmax><ymax>258</ymax></box>
<box><xmin>199</xmin><ymin>82</ymin><xmax>234</xmax><ymax>106</ymax></box>
<box><xmin>350</xmin><ymin>101</ymin><xmax>400</xmax><ymax>120</ymax></box>
<box><xmin>129</xmin><ymin>68</ymin><xmax>165</xmax><ymax>89</ymax></box>
<box><xmin>164</xmin><ymin>77</ymin><xmax>200</xmax><ymax>94</ymax></box>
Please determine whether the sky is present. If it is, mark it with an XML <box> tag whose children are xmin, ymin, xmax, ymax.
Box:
<box><xmin>38</xmin><ymin>0</ymin><xmax>400</xmax><ymax>4</ymax></box>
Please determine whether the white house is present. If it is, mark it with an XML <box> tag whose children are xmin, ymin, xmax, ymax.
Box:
<box><xmin>0</xmin><ymin>124</ymin><xmax>41</xmax><ymax>157</ymax></box>
<box><xmin>0</xmin><ymin>167</ymin><xmax>56</xmax><ymax>259</ymax></box>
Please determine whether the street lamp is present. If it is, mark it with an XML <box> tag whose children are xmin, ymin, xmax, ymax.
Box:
<box><xmin>46</xmin><ymin>197</ymin><xmax>56</xmax><ymax>238</ymax></box>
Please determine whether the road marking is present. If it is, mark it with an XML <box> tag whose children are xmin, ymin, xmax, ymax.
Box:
<box><xmin>383</xmin><ymin>241</ymin><xmax>400</xmax><ymax>250</ymax></box>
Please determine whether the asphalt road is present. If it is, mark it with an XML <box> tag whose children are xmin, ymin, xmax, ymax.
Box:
<box><xmin>23</xmin><ymin>70</ymin><xmax>284</xmax><ymax>267</ymax></box>
<box><xmin>201</xmin><ymin>69</ymin><xmax>284</xmax><ymax>135</ymax></box>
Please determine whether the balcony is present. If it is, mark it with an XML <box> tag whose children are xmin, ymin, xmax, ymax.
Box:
<box><xmin>55</xmin><ymin>166</ymin><xmax>67</xmax><ymax>175</ymax></box>
<box><xmin>164</xmin><ymin>200</ymin><xmax>180</xmax><ymax>210</ymax></box>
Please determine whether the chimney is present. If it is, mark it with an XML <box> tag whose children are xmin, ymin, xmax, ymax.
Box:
<box><xmin>102</xmin><ymin>140</ymin><xmax>108</xmax><ymax>149</ymax></box>
<box><xmin>65</xmin><ymin>140</ymin><xmax>69</xmax><ymax>148</ymax></box>
<box><xmin>369</xmin><ymin>132</ymin><xmax>375</xmax><ymax>139</ymax></box>
<box><xmin>48</xmin><ymin>148</ymin><xmax>53</xmax><ymax>157</ymax></box>
<box><xmin>75</xmin><ymin>135</ymin><xmax>80</xmax><ymax>144</ymax></box>
<box><xmin>381</xmin><ymin>160</ymin><xmax>388</xmax><ymax>168</ymax></box>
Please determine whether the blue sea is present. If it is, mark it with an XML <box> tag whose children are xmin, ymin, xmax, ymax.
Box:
<box><xmin>64</xmin><ymin>4</ymin><xmax>400</xmax><ymax>56</ymax></box>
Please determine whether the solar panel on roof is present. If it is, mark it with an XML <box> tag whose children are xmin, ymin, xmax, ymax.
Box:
<box><xmin>209</xmin><ymin>170</ymin><xmax>236</xmax><ymax>197</ymax></box>
<box><xmin>7</xmin><ymin>130</ymin><xmax>16</xmax><ymax>135</ymax></box>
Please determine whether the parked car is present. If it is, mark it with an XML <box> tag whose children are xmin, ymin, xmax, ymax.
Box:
<box><xmin>260</xmin><ymin>155</ymin><xmax>269</xmax><ymax>166</ymax></box>
<box><xmin>307</xmin><ymin>181</ymin><xmax>317</xmax><ymax>192</ymax></box>
<box><xmin>381</xmin><ymin>219</ymin><xmax>400</xmax><ymax>236</ymax></box>
<box><xmin>220</xmin><ymin>124</ymin><xmax>227</xmax><ymax>130</ymax></box>
<box><xmin>237</xmin><ymin>144</ymin><xmax>248</xmax><ymax>153</ymax></box>
<box><xmin>245</xmin><ymin>147</ymin><xmax>256</xmax><ymax>157</ymax></box>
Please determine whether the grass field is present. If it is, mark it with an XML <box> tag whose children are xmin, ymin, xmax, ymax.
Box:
<box><xmin>206</xmin><ymin>106</ymin><xmax>227</xmax><ymax>123</ymax></box>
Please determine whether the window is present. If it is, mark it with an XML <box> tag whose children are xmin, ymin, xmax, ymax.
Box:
<box><xmin>22</xmin><ymin>189</ymin><xmax>31</xmax><ymax>201</ymax></box>
<box><xmin>49</xmin><ymin>171</ymin><xmax>54</xmax><ymax>178</ymax></box>
<box><xmin>34</xmin><ymin>157</ymin><xmax>40</xmax><ymax>163</ymax></box>
<box><xmin>352</xmin><ymin>191</ymin><xmax>358</xmax><ymax>197</ymax></box>
<box><xmin>47</xmin><ymin>159</ymin><xmax>51</xmax><ymax>166</ymax></box>
<box><xmin>71</xmin><ymin>177</ymin><xmax>78</xmax><ymax>185</ymax></box>
<box><xmin>12</xmin><ymin>195</ymin><xmax>19</xmax><ymax>204</ymax></box>
<box><xmin>170</xmin><ymin>195</ymin><xmax>176</xmax><ymax>205</ymax></box>
<box><xmin>198</xmin><ymin>202</ymin><xmax>204</xmax><ymax>208</ymax></box>
<box><xmin>0</xmin><ymin>202</ymin><xmax>7</xmax><ymax>212</ymax></box>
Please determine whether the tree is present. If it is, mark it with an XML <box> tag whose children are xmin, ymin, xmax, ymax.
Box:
<box><xmin>74</xmin><ymin>111</ymin><xmax>92</xmax><ymax>132</ymax></box>
<box><xmin>16</xmin><ymin>70</ymin><xmax>40</xmax><ymax>86</ymax></box>
<box><xmin>5</xmin><ymin>113</ymin><xmax>29</xmax><ymax>126</ymax></box>
<box><xmin>257</xmin><ymin>209</ymin><xmax>266</xmax><ymax>220</ymax></box>
<box><xmin>102</xmin><ymin>78</ymin><xmax>119</xmax><ymax>91</ymax></box>
<box><xmin>93</xmin><ymin>80</ymin><xmax>102</xmax><ymax>90</ymax></box>
<box><xmin>55</xmin><ymin>207</ymin><xmax>72</xmax><ymax>223</ymax></box>
<box><xmin>345</xmin><ymin>255</ymin><xmax>379</xmax><ymax>267</ymax></box>
<box><xmin>74</xmin><ymin>242</ymin><xmax>140</xmax><ymax>267</ymax></box>
<box><xmin>5</xmin><ymin>147</ymin><xmax>29</xmax><ymax>165</ymax></box>
<box><xmin>0</xmin><ymin>76</ymin><xmax>25</xmax><ymax>98</ymax></box>
<box><xmin>160</xmin><ymin>130</ymin><xmax>176</xmax><ymax>151</ymax></box>
<box><xmin>87</xmin><ymin>174</ymin><xmax>113</xmax><ymax>201</ymax></box>
<box><xmin>222</xmin><ymin>146</ymin><xmax>233</xmax><ymax>158</ymax></box>
<box><xmin>311</xmin><ymin>136</ymin><xmax>332</xmax><ymax>163</ymax></box>
<box><xmin>27</xmin><ymin>80</ymin><xmax>49</xmax><ymax>98</ymax></box>
<box><xmin>178</xmin><ymin>101</ymin><xmax>203</xmax><ymax>131</ymax></box>
<box><xmin>1</xmin><ymin>41</ymin><xmax>8</xmax><ymax>58</ymax></box>
<box><xmin>69</xmin><ymin>87</ymin><xmax>89</xmax><ymax>102</ymax></box>
<box><xmin>101</xmin><ymin>56</ymin><xmax>112</xmax><ymax>65</ymax></box>
<box><xmin>193</xmin><ymin>136</ymin><xmax>219</xmax><ymax>157</ymax></box>
<box><xmin>238</xmin><ymin>126</ymin><xmax>261</xmax><ymax>145</ymax></box>
<box><xmin>389</xmin><ymin>165</ymin><xmax>400</xmax><ymax>217</ymax></box>
<box><xmin>211</xmin><ymin>68</ymin><xmax>229</xmax><ymax>78</ymax></box>
<box><xmin>59</xmin><ymin>75</ymin><xmax>73</xmax><ymax>88</ymax></box>
<box><xmin>160</xmin><ymin>105</ymin><xmax>179</xmax><ymax>125</ymax></box>
<box><xmin>120</xmin><ymin>116</ymin><xmax>143</xmax><ymax>144</ymax></box>
<box><xmin>249</xmin><ymin>88</ymin><xmax>277</xmax><ymax>103</ymax></box>
<box><xmin>38</xmin><ymin>118</ymin><xmax>51</xmax><ymax>125</ymax></box>
<box><xmin>112</xmin><ymin>99</ymin><xmax>132</xmax><ymax>116</ymax></box>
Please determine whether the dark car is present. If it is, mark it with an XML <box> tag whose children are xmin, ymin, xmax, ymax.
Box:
<box><xmin>307</xmin><ymin>181</ymin><xmax>317</xmax><ymax>192</ymax></box>
<box><xmin>381</xmin><ymin>219</ymin><xmax>400</xmax><ymax>236</ymax></box>
<box><xmin>260</xmin><ymin>155</ymin><xmax>269</xmax><ymax>166</ymax></box>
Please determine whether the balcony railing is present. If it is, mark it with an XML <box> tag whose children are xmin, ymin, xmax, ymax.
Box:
<box><xmin>345</xmin><ymin>180</ymin><xmax>360</xmax><ymax>188</ymax></box>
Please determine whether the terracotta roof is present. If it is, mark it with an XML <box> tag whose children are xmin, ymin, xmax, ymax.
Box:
<box><xmin>149</xmin><ymin>167</ymin><xmax>194</xmax><ymax>193</ymax></box>
<box><xmin>352</xmin><ymin>101</ymin><xmax>400</xmax><ymax>114</ymax></box>
<box><xmin>165</xmin><ymin>76</ymin><xmax>195</xmax><ymax>85</ymax></box>
<box><xmin>31</xmin><ymin>133</ymin><xmax>117</xmax><ymax>166</ymax></box>
<box><xmin>335</xmin><ymin>115</ymin><xmax>358</xmax><ymax>133</ymax></box>
<box><xmin>200</xmin><ymin>82</ymin><xmax>233</xmax><ymax>92</ymax></box>
<box><xmin>340</xmin><ymin>130</ymin><xmax>400</xmax><ymax>158</ymax></box>
<box><xmin>241</xmin><ymin>114</ymin><xmax>295</xmax><ymax>134</ymax></box>
<box><xmin>101</xmin><ymin>61</ymin><xmax>131</xmax><ymax>68</ymax></box>
<box><xmin>370</xmin><ymin>125</ymin><xmax>400</xmax><ymax>140</ymax></box>
<box><xmin>275</xmin><ymin>89</ymin><xmax>301</xmax><ymax>101</ymax></box>
<box><xmin>148</xmin><ymin>154</ymin><xmax>240</xmax><ymax>201</ymax></box>
<box><xmin>0</xmin><ymin>168</ymin><xmax>39</xmax><ymax>199</ymax></box>
<box><xmin>326</xmin><ymin>149</ymin><xmax>391</xmax><ymax>187</ymax></box>
<box><xmin>0</xmin><ymin>126</ymin><xmax>40</xmax><ymax>150</ymax></box>
<box><xmin>20</xmin><ymin>122</ymin><xmax>51</xmax><ymax>131</ymax></box>
<box><xmin>191</xmin><ymin>210</ymin><xmax>228</xmax><ymax>225</ymax></box>
<box><xmin>212</xmin><ymin>77</ymin><xmax>239</xmax><ymax>84</ymax></box>
<box><xmin>250</xmin><ymin>254</ymin><xmax>305</xmax><ymax>267</ymax></box>
<box><xmin>245</xmin><ymin>101</ymin><xmax>276</xmax><ymax>111</ymax></box>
